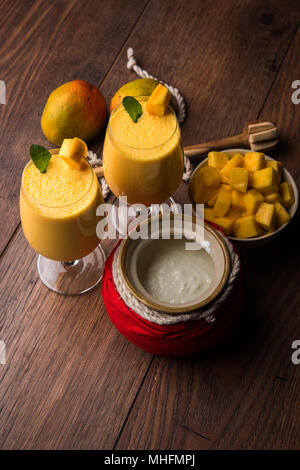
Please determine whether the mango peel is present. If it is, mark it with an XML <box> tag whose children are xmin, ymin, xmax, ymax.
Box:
<box><xmin>191</xmin><ymin>152</ymin><xmax>294</xmax><ymax>238</ymax></box>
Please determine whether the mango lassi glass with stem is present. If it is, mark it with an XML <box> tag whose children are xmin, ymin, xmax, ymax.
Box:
<box><xmin>20</xmin><ymin>152</ymin><xmax>105</xmax><ymax>295</ymax></box>
<box><xmin>103</xmin><ymin>96</ymin><xmax>184</xmax><ymax>231</ymax></box>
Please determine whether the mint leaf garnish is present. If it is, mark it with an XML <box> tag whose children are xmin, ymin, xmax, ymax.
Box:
<box><xmin>122</xmin><ymin>96</ymin><xmax>142</xmax><ymax>123</ymax></box>
<box><xmin>30</xmin><ymin>145</ymin><xmax>52</xmax><ymax>173</ymax></box>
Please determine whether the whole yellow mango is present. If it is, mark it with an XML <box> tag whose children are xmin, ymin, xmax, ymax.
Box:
<box><xmin>41</xmin><ymin>80</ymin><xmax>107</xmax><ymax>146</ymax></box>
<box><xmin>110</xmin><ymin>78</ymin><xmax>159</xmax><ymax>112</ymax></box>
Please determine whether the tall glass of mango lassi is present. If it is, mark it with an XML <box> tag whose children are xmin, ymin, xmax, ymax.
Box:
<box><xmin>103</xmin><ymin>95</ymin><xmax>183</xmax><ymax>230</ymax></box>
<box><xmin>20</xmin><ymin>150</ymin><xmax>105</xmax><ymax>295</ymax></box>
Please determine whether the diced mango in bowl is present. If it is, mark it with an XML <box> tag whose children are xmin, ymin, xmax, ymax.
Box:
<box><xmin>213</xmin><ymin>217</ymin><xmax>234</xmax><ymax>236</ymax></box>
<box><xmin>229</xmin><ymin>167</ymin><xmax>248</xmax><ymax>193</ymax></box>
<box><xmin>233</xmin><ymin>215</ymin><xmax>263</xmax><ymax>238</ymax></box>
<box><xmin>208</xmin><ymin>151</ymin><xmax>228</xmax><ymax>169</ymax></box>
<box><xmin>252</xmin><ymin>167</ymin><xmax>277</xmax><ymax>193</ymax></box>
<box><xmin>266</xmin><ymin>160</ymin><xmax>283</xmax><ymax>183</ymax></box>
<box><xmin>243</xmin><ymin>152</ymin><xmax>265</xmax><ymax>173</ymax></box>
<box><xmin>255</xmin><ymin>203</ymin><xmax>276</xmax><ymax>231</ymax></box>
<box><xmin>243</xmin><ymin>189</ymin><xmax>264</xmax><ymax>214</ymax></box>
<box><xmin>280</xmin><ymin>182</ymin><xmax>295</xmax><ymax>208</ymax></box>
<box><xmin>220</xmin><ymin>153</ymin><xmax>243</xmax><ymax>179</ymax></box>
<box><xmin>264</xmin><ymin>189</ymin><xmax>281</xmax><ymax>203</ymax></box>
<box><xmin>190</xmin><ymin>151</ymin><xmax>295</xmax><ymax>238</ymax></box>
<box><xmin>274</xmin><ymin>202</ymin><xmax>290</xmax><ymax>225</ymax></box>
<box><xmin>231</xmin><ymin>189</ymin><xmax>245</xmax><ymax>212</ymax></box>
<box><xmin>212</xmin><ymin>187</ymin><xmax>232</xmax><ymax>217</ymax></box>
<box><xmin>196</xmin><ymin>167</ymin><xmax>221</xmax><ymax>188</ymax></box>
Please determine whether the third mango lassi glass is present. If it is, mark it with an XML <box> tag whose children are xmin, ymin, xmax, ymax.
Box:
<box><xmin>103</xmin><ymin>96</ymin><xmax>183</xmax><ymax>224</ymax></box>
<box><xmin>20</xmin><ymin>152</ymin><xmax>105</xmax><ymax>295</ymax></box>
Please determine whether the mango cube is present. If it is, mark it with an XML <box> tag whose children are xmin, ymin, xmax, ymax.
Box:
<box><xmin>220</xmin><ymin>153</ymin><xmax>244</xmax><ymax>179</ymax></box>
<box><xmin>243</xmin><ymin>152</ymin><xmax>265</xmax><ymax>173</ymax></box>
<box><xmin>206</xmin><ymin>188</ymin><xmax>219</xmax><ymax>207</ymax></box>
<box><xmin>208</xmin><ymin>151</ymin><xmax>229</xmax><ymax>170</ymax></box>
<box><xmin>229</xmin><ymin>167</ymin><xmax>249</xmax><ymax>193</ymax></box>
<box><xmin>252</xmin><ymin>167</ymin><xmax>277</xmax><ymax>194</ymax></box>
<box><xmin>146</xmin><ymin>83</ymin><xmax>171</xmax><ymax>116</ymax></box>
<box><xmin>231</xmin><ymin>189</ymin><xmax>245</xmax><ymax>212</ymax></box>
<box><xmin>204</xmin><ymin>208</ymin><xmax>216</xmax><ymax>224</ymax></box>
<box><xmin>196</xmin><ymin>166</ymin><xmax>221</xmax><ymax>188</ymax></box>
<box><xmin>266</xmin><ymin>160</ymin><xmax>283</xmax><ymax>183</ymax></box>
<box><xmin>214</xmin><ymin>216</ymin><xmax>234</xmax><ymax>235</ymax></box>
<box><xmin>190</xmin><ymin>182</ymin><xmax>206</xmax><ymax>204</ymax></box>
<box><xmin>204</xmin><ymin>187</ymin><xmax>219</xmax><ymax>204</ymax></box>
<box><xmin>220</xmin><ymin>183</ymin><xmax>231</xmax><ymax>191</ymax></box>
<box><xmin>226</xmin><ymin>206</ymin><xmax>242</xmax><ymax>221</ymax></box>
<box><xmin>243</xmin><ymin>189</ymin><xmax>264</xmax><ymax>214</ymax></box>
<box><xmin>192</xmin><ymin>183</ymin><xmax>218</xmax><ymax>205</ymax></box>
<box><xmin>207</xmin><ymin>184</ymin><xmax>230</xmax><ymax>207</ymax></box>
<box><xmin>280</xmin><ymin>182</ymin><xmax>294</xmax><ymax>208</ymax></box>
<box><xmin>220</xmin><ymin>173</ymin><xmax>229</xmax><ymax>184</ymax></box>
<box><xmin>212</xmin><ymin>187</ymin><xmax>232</xmax><ymax>217</ymax></box>
<box><xmin>255</xmin><ymin>202</ymin><xmax>276</xmax><ymax>231</ymax></box>
<box><xmin>233</xmin><ymin>215</ymin><xmax>263</xmax><ymax>238</ymax></box>
<box><xmin>274</xmin><ymin>202</ymin><xmax>290</xmax><ymax>226</ymax></box>
<box><xmin>59</xmin><ymin>137</ymin><xmax>87</xmax><ymax>170</ymax></box>
<box><xmin>264</xmin><ymin>183</ymin><xmax>279</xmax><ymax>195</ymax></box>
<box><xmin>205</xmin><ymin>208</ymin><xmax>234</xmax><ymax>235</ymax></box>
<box><xmin>264</xmin><ymin>189</ymin><xmax>281</xmax><ymax>203</ymax></box>
<box><xmin>248</xmin><ymin>172</ymin><xmax>254</xmax><ymax>188</ymax></box>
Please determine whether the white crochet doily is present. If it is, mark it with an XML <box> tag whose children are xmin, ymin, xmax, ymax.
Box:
<box><xmin>111</xmin><ymin>234</ymin><xmax>240</xmax><ymax>326</ymax></box>
<box><xmin>89</xmin><ymin>47</ymin><xmax>192</xmax><ymax>197</ymax></box>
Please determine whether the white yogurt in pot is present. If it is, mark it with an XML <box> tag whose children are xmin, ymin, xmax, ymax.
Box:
<box><xmin>137</xmin><ymin>238</ymin><xmax>215</xmax><ymax>304</ymax></box>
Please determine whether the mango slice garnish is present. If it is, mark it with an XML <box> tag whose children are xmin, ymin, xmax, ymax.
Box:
<box><xmin>59</xmin><ymin>137</ymin><xmax>87</xmax><ymax>170</ymax></box>
<box><xmin>146</xmin><ymin>83</ymin><xmax>171</xmax><ymax>116</ymax></box>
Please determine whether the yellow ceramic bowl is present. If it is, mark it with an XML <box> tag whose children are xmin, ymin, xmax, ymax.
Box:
<box><xmin>189</xmin><ymin>149</ymin><xmax>298</xmax><ymax>246</ymax></box>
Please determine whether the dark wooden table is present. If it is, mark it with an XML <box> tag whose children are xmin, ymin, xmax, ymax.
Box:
<box><xmin>0</xmin><ymin>0</ymin><xmax>300</xmax><ymax>450</ymax></box>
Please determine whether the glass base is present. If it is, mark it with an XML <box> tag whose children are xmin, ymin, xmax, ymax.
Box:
<box><xmin>37</xmin><ymin>245</ymin><xmax>106</xmax><ymax>295</ymax></box>
<box><xmin>110</xmin><ymin>197</ymin><xmax>180</xmax><ymax>236</ymax></box>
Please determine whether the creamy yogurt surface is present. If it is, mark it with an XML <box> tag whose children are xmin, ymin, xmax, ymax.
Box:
<box><xmin>137</xmin><ymin>239</ymin><xmax>215</xmax><ymax>304</ymax></box>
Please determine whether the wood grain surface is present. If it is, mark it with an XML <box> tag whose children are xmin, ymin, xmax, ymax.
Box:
<box><xmin>0</xmin><ymin>0</ymin><xmax>299</xmax><ymax>450</ymax></box>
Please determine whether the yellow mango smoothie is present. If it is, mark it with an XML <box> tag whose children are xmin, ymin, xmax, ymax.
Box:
<box><xmin>20</xmin><ymin>156</ymin><xmax>103</xmax><ymax>262</ymax></box>
<box><xmin>103</xmin><ymin>97</ymin><xmax>183</xmax><ymax>205</ymax></box>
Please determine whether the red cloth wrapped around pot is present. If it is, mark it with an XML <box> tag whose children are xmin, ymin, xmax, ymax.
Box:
<box><xmin>101</xmin><ymin>224</ymin><xmax>243</xmax><ymax>357</ymax></box>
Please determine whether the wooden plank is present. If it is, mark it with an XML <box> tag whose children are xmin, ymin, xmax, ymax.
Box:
<box><xmin>114</xmin><ymin>0</ymin><xmax>300</xmax><ymax>450</ymax></box>
<box><xmin>0</xmin><ymin>0</ymin><xmax>148</xmax><ymax>255</ymax></box>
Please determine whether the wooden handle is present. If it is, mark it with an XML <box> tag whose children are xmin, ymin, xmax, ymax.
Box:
<box><xmin>94</xmin><ymin>166</ymin><xmax>104</xmax><ymax>178</ymax></box>
<box><xmin>184</xmin><ymin>132</ymin><xmax>247</xmax><ymax>158</ymax></box>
